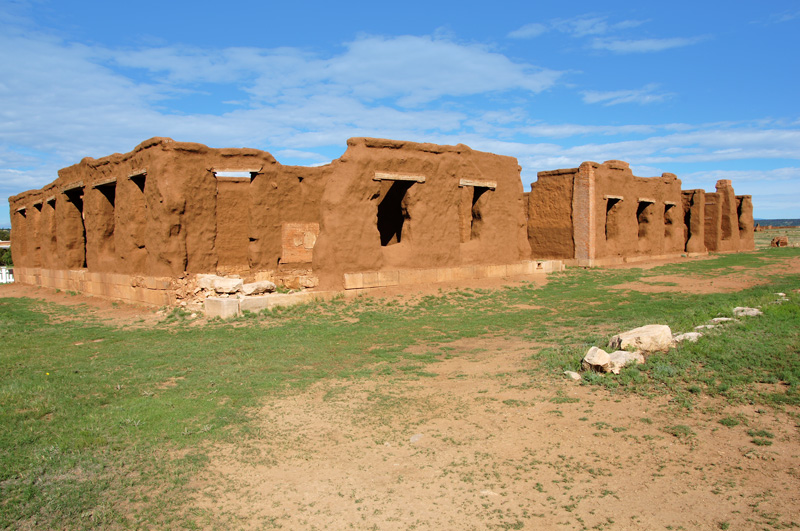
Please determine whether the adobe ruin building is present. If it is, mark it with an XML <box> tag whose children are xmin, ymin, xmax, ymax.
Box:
<box><xmin>527</xmin><ymin>160</ymin><xmax>754</xmax><ymax>265</ymax></box>
<box><xmin>8</xmin><ymin>137</ymin><xmax>753</xmax><ymax>308</ymax></box>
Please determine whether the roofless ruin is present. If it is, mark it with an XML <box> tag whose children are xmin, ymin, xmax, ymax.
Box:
<box><xmin>8</xmin><ymin>137</ymin><xmax>753</xmax><ymax>309</ymax></box>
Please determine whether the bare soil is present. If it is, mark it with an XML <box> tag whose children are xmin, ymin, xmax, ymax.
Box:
<box><xmin>193</xmin><ymin>342</ymin><xmax>799</xmax><ymax>530</ymax></box>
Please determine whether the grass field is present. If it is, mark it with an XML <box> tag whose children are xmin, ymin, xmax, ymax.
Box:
<box><xmin>1</xmin><ymin>247</ymin><xmax>799</xmax><ymax>529</ymax></box>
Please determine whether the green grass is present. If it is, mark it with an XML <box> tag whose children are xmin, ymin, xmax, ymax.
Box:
<box><xmin>1</xmin><ymin>247</ymin><xmax>799</xmax><ymax>528</ymax></box>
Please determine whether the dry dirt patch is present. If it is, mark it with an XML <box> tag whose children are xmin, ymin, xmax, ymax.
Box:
<box><xmin>611</xmin><ymin>256</ymin><xmax>800</xmax><ymax>294</ymax></box>
<box><xmin>193</xmin><ymin>347</ymin><xmax>800</xmax><ymax>530</ymax></box>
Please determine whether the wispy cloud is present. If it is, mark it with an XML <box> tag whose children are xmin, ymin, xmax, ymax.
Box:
<box><xmin>592</xmin><ymin>36</ymin><xmax>706</xmax><ymax>53</ymax></box>
<box><xmin>507</xmin><ymin>23</ymin><xmax>548</xmax><ymax>39</ymax></box>
<box><xmin>509</xmin><ymin>15</ymin><xmax>647</xmax><ymax>40</ymax></box>
<box><xmin>581</xmin><ymin>84</ymin><xmax>672</xmax><ymax>106</ymax></box>
<box><xmin>509</xmin><ymin>15</ymin><xmax>704</xmax><ymax>55</ymax></box>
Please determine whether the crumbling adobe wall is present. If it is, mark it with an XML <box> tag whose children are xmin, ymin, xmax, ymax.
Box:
<box><xmin>709</xmin><ymin>180</ymin><xmax>741</xmax><ymax>252</ymax></box>
<box><xmin>590</xmin><ymin>161</ymin><xmax>683</xmax><ymax>260</ymax></box>
<box><xmin>681</xmin><ymin>189</ymin><xmax>707</xmax><ymax>253</ymax></box>
<box><xmin>312</xmin><ymin>138</ymin><xmax>531</xmax><ymax>289</ymax></box>
<box><xmin>527</xmin><ymin>160</ymin><xmax>685</xmax><ymax>263</ymax></box>
<box><xmin>527</xmin><ymin>169</ymin><xmax>575</xmax><ymax>259</ymax></box>
<box><xmin>8</xmin><ymin>138</ymin><xmax>296</xmax><ymax>279</ymax></box>
<box><xmin>736</xmin><ymin>195</ymin><xmax>755</xmax><ymax>251</ymax></box>
<box><xmin>248</xmin><ymin>164</ymin><xmax>329</xmax><ymax>274</ymax></box>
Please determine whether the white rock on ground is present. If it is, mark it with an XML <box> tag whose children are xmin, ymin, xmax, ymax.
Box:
<box><xmin>710</xmin><ymin>317</ymin><xmax>735</xmax><ymax>323</ymax></box>
<box><xmin>608</xmin><ymin>324</ymin><xmax>673</xmax><ymax>352</ymax></box>
<box><xmin>607</xmin><ymin>350</ymin><xmax>645</xmax><ymax>374</ymax></box>
<box><xmin>242</xmin><ymin>280</ymin><xmax>277</xmax><ymax>296</ymax></box>
<box><xmin>674</xmin><ymin>332</ymin><xmax>703</xmax><ymax>343</ymax></box>
<box><xmin>733</xmin><ymin>307</ymin><xmax>763</xmax><ymax>317</ymax></box>
<box><xmin>581</xmin><ymin>346</ymin><xmax>612</xmax><ymax>373</ymax></box>
<box><xmin>695</xmin><ymin>324</ymin><xmax>716</xmax><ymax>330</ymax></box>
<box><xmin>213</xmin><ymin>277</ymin><xmax>244</xmax><ymax>294</ymax></box>
<box><xmin>564</xmin><ymin>370</ymin><xmax>582</xmax><ymax>381</ymax></box>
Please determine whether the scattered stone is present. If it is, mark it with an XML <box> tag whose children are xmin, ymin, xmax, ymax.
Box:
<box><xmin>674</xmin><ymin>332</ymin><xmax>702</xmax><ymax>343</ymax></box>
<box><xmin>242</xmin><ymin>280</ymin><xmax>277</xmax><ymax>296</ymax></box>
<box><xmin>776</xmin><ymin>292</ymin><xmax>786</xmax><ymax>297</ymax></box>
<box><xmin>196</xmin><ymin>274</ymin><xmax>218</xmax><ymax>290</ymax></box>
<box><xmin>609</xmin><ymin>324</ymin><xmax>673</xmax><ymax>352</ymax></box>
<box><xmin>695</xmin><ymin>324</ymin><xmax>716</xmax><ymax>330</ymax></box>
<box><xmin>213</xmin><ymin>277</ymin><xmax>243</xmax><ymax>294</ymax></box>
<box><xmin>564</xmin><ymin>370</ymin><xmax>582</xmax><ymax>381</ymax></box>
<box><xmin>710</xmin><ymin>317</ymin><xmax>735</xmax><ymax>323</ymax></box>
<box><xmin>410</xmin><ymin>433</ymin><xmax>424</xmax><ymax>444</ymax></box>
<box><xmin>607</xmin><ymin>350</ymin><xmax>645</xmax><ymax>374</ymax></box>
<box><xmin>480</xmin><ymin>490</ymin><xmax>499</xmax><ymax>497</ymax></box>
<box><xmin>770</xmin><ymin>236</ymin><xmax>789</xmax><ymax>247</ymax></box>
<box><xmin>733</xmin><ymin>307</ymin><xmax>763</xmax><ymax>317</ymax></box>
<box><xmin>582</xmin><ymin>346</ymin><xmax>612</xmax><ymax>373</ymax></box>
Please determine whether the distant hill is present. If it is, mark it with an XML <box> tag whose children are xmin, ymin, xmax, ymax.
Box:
<box><xmin>754</xmin><ymin>219</ymin><xmax>800</xmax><ymax>227</ymax></box>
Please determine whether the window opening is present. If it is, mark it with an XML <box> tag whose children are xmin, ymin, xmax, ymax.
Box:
<box><xmin>378</xmin><ymin>180</ymin><xmax>413</xmax><ymax>246</ymax></box>
<box><xmin>664</xmin><ymin>203</ymin><xmax>675</xmax><ymax>238</ymax></box>
<box><xmin>637</xmin><ymin>200</ymin><xmax>654</xmax><ymax>239</ymax></box>
<box><xmin>605</xmin><ymin>197</ymin><xmax>622</xmax><ymax>240</ymax></box>
<box><xmin>469</xmin><ymin>187</ymin><xmax>489</xmax><ymax>241</ymax></box>
<box><xmin>64</xmin><ymin>187</ymin><xmax>87</xmax><ymax>268</ymax></box>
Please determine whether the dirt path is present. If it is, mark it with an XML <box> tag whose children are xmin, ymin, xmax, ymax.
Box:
<box><xmin>193</xmin><ymin>342</ymin><xmax>800</xmax><ymax>530</ymax></box>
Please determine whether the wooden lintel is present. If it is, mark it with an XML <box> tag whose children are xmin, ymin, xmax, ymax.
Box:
<box><xmin>638</xmin><ymin>197</ymin><xmax>656</xmax><ymax>204</ymax></box>
<box><xmin>373</xmin><ymin>172</ymin><xmax>426</xmax><ymax>183</ymax></box>
<box><xmin>92</xmin><ymin>177</ymin><xmax>117</xmax><ymax>188</ymax></box>
<box><xmin>61</xmin><ymin>181</ymin><xmax>84</xmax><ymax>193</ymax></box>
<box><xmin>458</xmin><ymin>178</ymin><xmax>496</xmax><ymax>189</ymax></box>
<box><xmin>128</xmin><ymin>169</ymin><xmax>147</xmax><ymax>179</ymax></box>
<box><xmin>211</xmin><ymin>168</ymin><xmax>262</xmax><ymax>175</ymax></box>
<box><xmin>604</xmin><ymin>195</ymin><xmax>624</xmax><ymax>201</ymax></box>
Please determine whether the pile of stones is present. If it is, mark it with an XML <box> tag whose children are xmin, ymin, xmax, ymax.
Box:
<box><xmin>195</xmin><ymin>275</ymin><xmax>277</xmax><ymax>298</ymax></box>
<box><xmin>566</xmin><ymin>296</ymin><xmax>784</xmax><ymax>381</ymax></box>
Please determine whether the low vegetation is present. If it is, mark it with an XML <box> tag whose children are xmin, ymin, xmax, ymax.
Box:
<box><xmin>1</xmin><ymin>246</ymin><xmax>798</xmax><ymax>528</ymax></box>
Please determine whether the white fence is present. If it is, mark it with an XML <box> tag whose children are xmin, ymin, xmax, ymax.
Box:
<box><xmin>0</xmin><ymin>267</ymin><xmax>13</xmax><ymax>284</ymax></box>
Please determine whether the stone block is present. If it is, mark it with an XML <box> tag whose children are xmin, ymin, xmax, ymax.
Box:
<box><xmin>506</xmin><ymin>263</ymin><xmax>524</xmax><ymax>277</ymax></box>
<box><xmin>343</xmin><ymin>273</ymin><xmax>363</xmax><ymax>290</ymax></box>
<box><xmin>436</xmin><ymin>267</ymin><xmax>459</xmax><ymax>282</ymax></box>
<box><xmin>239</xmin><ymin>292</ymin><xmax>316</xmax><ymax>313</ymax></box>
<box><xmin>213</xmin><ymin>277</ymin><xmax>243</xmax><ymax>294</ymax></box>
<box><xmin>205</xmin><ymin>297</ymin><xmax>241</xmax><ymax>318</ymax></box>
<box><xmin>362</xmin><ymin>272</ymin><xmax>381</xmax><ymax>288</ymax></box>
<box><xmin>377</xmin><ymin>270</ymin><xmax>399</xmax><ymax>287</ymax></box>
<box><xmin>486</xmin><ymin>265</ymin><xmax>507</xmax><ymax>278</ymax></box>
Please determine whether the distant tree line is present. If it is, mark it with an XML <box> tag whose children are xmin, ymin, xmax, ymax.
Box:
<box><xmin>0</xmin><ymin>228</ymin><xmax>11</xmax><ymax>266</ymax></box>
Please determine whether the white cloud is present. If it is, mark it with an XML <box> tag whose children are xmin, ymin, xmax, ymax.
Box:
<box><xmin>582</xmin><ymin>84</ymin><xmax>672</xmax><ymax>106</ymax></box>
<box><xmin>592</xmin><ymin>36</ymin><xmax>706</xmax><ymax>53</ymax></box>
<box><xmin>507</xmin><ymin>23</ymin><xmax>548</xmax><ymax>39</ymax></box>
<box><xmin>510</xmin><ymin>16</ymin><xmax>647</xmax><ymax>40</ymax></box>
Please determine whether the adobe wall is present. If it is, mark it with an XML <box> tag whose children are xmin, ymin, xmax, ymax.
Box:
<box><xmin>312</xmin><ymin>138</ymin><xmax>531</xmax><ymax>289</ymax></box>
<box><xmin>9</xmin><ymin>136</ymin><xmax>535</xmax><ymax>298</ymax></box>
<box><xmin>527</xmin><ymin>160</ymin><xmax>685</xmax><ymax>264</ymax></box>
<box><xmin>526</xmin><ymin>169</ymin><xmax>575</xmax><ymax>259</ymax></box>
<box><xmin>588</xmin><ymin>160</ymin><xmax>684</xmax><ymax>262</ymax></box>
<box><xmin>701</xmin><ymin>180</ymin><xmax>754</xmax><ymax>253</ymax></box>
<box><xmin>8</xmin><ymin>136</ymin><xmax>756</xmax><ymax>304</ymax></box>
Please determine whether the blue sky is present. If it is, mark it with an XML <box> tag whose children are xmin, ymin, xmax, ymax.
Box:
<box><xmin>1</xmin><ymin>0</ymin><xmax>799</xmax><ymax>226</ymax></box>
